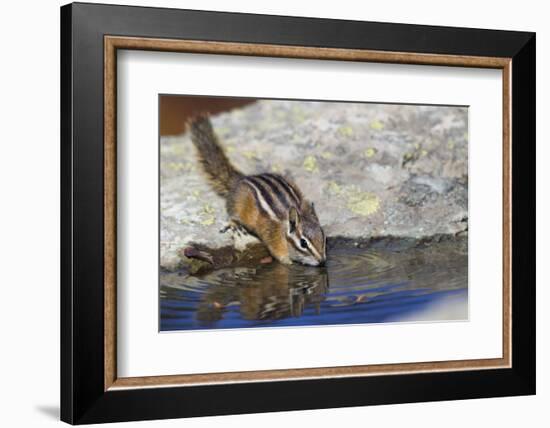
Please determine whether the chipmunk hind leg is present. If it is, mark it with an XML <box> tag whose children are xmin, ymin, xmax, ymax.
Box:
<box><xmin>225</xmin><ymin>185</ymin><xmax>262</xmax><ymax>251</ymax></box>
<box><xmin>229</xmin><ymin>183</ymin><xmax>291</xmax><ymax>264</ymax></box>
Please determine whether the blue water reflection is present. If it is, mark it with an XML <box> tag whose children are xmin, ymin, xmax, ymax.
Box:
<box><xmin>160</xmin><ymin>239</ymin><xmax>468</xmax><ymax>331</ymax></box>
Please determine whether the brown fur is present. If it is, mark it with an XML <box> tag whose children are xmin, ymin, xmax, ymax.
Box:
<box><xmin>231</xmin><ymin>184</ymin><xmax>290</xmax><ymax>263</ymax></box>
<box><xmin>189</xmin><ymin>116</ymin><xmax>242</xmax><ymax>198</ymax></box>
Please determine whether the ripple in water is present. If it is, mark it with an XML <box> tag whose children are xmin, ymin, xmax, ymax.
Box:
<box><xmin>160</xmin><ymin>240</ymin><xmax>468</xmax><ymax>331</ymax></box>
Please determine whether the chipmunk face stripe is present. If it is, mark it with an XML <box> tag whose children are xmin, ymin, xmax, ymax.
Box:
<box><xmin>256</xmin><ymin>174</ymin><xmax>293</xmax><ymax>210</ymax></box>
<box><xmin>302</xmin><ymin>235</ymin><xmax>322</xmax><ymax>259</ymax></box>
<box><xmin>307</xmin><ymin>237</ymin><xmax>323</xmax><ymax>261</ymax></box>
<box><xmin>289</xmin><ymin>236</ymin><xmax>308</xmax><ymax>254</ymax></box>
<box><xmin>287</xmin><ymin>233</ymin><xmax>324</xmax><ymax>262</ymax></box>
<box><xmin>265</xmin><ymin>174</ymin><xmax>302</xmax><ymax>206</ymax></box>
<box><xmin>243</xmin><ymin>178</ymin><xmax>281</xmax><ymax>221</ymax></box>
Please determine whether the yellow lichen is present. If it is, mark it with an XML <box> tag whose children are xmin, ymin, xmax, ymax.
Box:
<box><xmin>303</xmin><ymin>155</ymin><xmax>318</xmax><ymax>172</ymax></box>
<box><xmin>170</xmin><ymin>144</ymin><xmax>186</xmax><ymax>155</ymax></box>
<box><xmin>338</xmin><ymin>126</ymin><xmax>354</xmax><ymax>137</ymax></box>
<box><xmin>346</xmin><ymin>188</ymin><xmax>380</xmax><ymax>216</ymax></box>
<box><xmin>320</xmin><ymin>151</ymin><xmax>333</xmax><ymax>159</ymax></box>
<box><xmin>271</xmin><ymin>163</ymin><xmax>282</xmax><ymax>173</ymax></box>
<box><xmin>370</xmin><ymin>120</ymin><xmax>384</xmax><ymax>131</ymax></box>
<box><xmin>226</xmin><ymin>145</ymin><xmax>236</xmax><ymax>154</ymax></box>
<box><xmin>421</xmin><ymin>149</ymin><xmax>428</xmax><ymax>157</ymax></box>
<box><xmin>364</xmin><ymin>147</ymin><xmax>377</xmax><ymax>158</ymax></box>
<box><xmin>202</xmin><ymin>204</ymin><xmax>215</xmax><ymax>214</ymax></box>
<box><xmin>447</xmin><ymin>140</ymin><xmax>455</xmax><ymax>149</ymax></box>
<box><xmin>200</xmin><ymin>215</ymin><xmax>216</xmax><ymax>226</ymax></box>
<box><xmin>242</xmin><ymin>150</ymin><xmax>258</xmax><ymax>160</ymax></box>
<box><xmin>326</xmin><ymin>181</ymin><xmax>342</xmax><ymax>195</ymax></box>
<box><xmin>166</xmin><ymin>162</ymin><xmax>185</xmax><ymax>172</ymax></box>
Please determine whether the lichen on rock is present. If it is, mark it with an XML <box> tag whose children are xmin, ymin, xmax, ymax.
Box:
<box><xmin>345</xmin><ymin>188</ymin><xmax>381</xmax><ymax>217</ymax></box>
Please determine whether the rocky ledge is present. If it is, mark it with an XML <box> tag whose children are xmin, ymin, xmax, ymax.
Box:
<box><xmin>161</xmin><ymin>100</ymin><xmax>468</xmax><ymax>270</ymax></box>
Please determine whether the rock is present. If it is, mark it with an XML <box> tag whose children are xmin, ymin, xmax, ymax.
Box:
<box><xmin>161</xmin><ymin>100</ymin><xmax>468</xmax><ymax>270</ymax></box>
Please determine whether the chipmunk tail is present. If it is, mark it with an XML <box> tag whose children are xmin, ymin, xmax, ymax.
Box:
<box><xmin>189</xmin><ymin>115</ymin><xmax>243</xmax><ymax>198</ymax></box>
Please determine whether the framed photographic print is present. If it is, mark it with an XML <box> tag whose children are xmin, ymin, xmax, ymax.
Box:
<box><xmin>60</xmin><ymin>2</ymin><xmax>536</xmax><ymax>424</ymax></box>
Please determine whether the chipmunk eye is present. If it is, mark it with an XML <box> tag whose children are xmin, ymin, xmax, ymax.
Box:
<box><xmin>300</xmin><ymin>238</ymin><xmax>308</xmax><ymax>249</ymax></box>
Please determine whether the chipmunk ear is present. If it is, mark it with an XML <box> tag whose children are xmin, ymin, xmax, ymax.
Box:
<box><xmin>302</xmin><ymin>200</ymin><xmax>319</xmax><ymax>220</ymax></box>
<box><xmin>288</xmin><ymin>206</ymin><xmax>301</xmax><ymax>234</ymax></box>
<box><xmin>310</xmin><ymin>201</ymin><xmax>318</xmax><ymax>218</ymax></box>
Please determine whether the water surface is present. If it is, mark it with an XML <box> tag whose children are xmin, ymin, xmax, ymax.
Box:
<box><xmin>160</xmin><ymin>239</ymin><xmax>467</xmax><ymax>331</ymax></box>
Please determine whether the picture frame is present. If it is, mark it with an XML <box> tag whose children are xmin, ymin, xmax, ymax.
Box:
<box><xmin>60</xmin><ymin>2</ymin><xmax>535</xmax><ymax>424</ymax></box>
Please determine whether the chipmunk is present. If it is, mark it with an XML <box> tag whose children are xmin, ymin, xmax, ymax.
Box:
<box><xmin>190</xmin><ymin>116</ymin><xmax>326</xmax><ymax>267</ymax></box>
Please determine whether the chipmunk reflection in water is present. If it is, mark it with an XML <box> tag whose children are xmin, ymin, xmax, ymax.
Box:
<box><xmin>195</xmin><ymin>262</ymin><xmax>329</xmax><ymax>325</ymax></box>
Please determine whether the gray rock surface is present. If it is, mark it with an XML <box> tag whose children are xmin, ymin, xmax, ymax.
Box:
<box><xmin>161</xmin><ymin>100</ymin><xmax>468</xmax><ymax>269</ymax></box>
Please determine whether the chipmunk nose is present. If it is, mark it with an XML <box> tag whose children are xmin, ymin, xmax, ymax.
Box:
<box><xmin>317</xmin><ymin>259</ymin><xmax>326</xmax><ymax>267</ymax></box>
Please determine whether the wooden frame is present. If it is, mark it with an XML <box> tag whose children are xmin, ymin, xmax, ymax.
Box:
<box><xmin>62</xmin><ymin>2</ymin><xmax>535</xmax><ymax>424</ymax></box>
<box><xmin>104</xmin><ymin>35</ymin><xmax>512</xmax><ymax>390</ymax></box>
